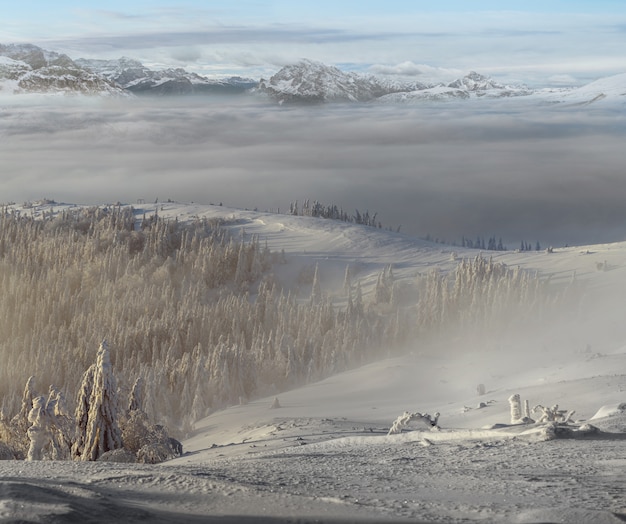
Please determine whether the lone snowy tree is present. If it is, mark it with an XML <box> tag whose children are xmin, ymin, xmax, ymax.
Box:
<box><xmin>310</xmin><ymin>263</ymin><xmax>321</xmax><ymax>305</ymax></box>
<box><xmin>26</xmin><ymin>396</ymin><xmax>50</xmax><ymax>461</ymax></box>
<box><xmin>74</xmin><ymin>341</ymin><xmax>123</xmax><ymax>461</ymax></box>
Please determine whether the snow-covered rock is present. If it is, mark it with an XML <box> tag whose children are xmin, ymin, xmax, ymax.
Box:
<box><xmin>447</xmin><ymin>70</ymin><xmax>531</xmax><ymax>97</ymax></box>
<box><xmin>257</xmin><ymin>59</ymin><xmax>425</xmax><ymax>103</ymax></box>
<box><xmin>258</xmin><ymin>61</ymin><xmax>534</xmax><ymax>104</ymax></box>
<box><xmin>378</xmin><ymin>85</ymin><xmax>470</xmax><ymax>102</ymax></box>
<box><xmin>0</xmin><ymin>43</ymin><xmax>126</xmax><ymax>96</ymax></box>
<box><xmin>77</xmin><ymin>57</ymin><xmax>257</xmax><ymax>96</ymax></box>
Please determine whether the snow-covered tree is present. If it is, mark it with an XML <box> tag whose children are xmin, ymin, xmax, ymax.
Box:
<box><xmin>508</xmin><ymin>394</ymin><xmax>522</xmax><ymax>424</ymax></box>
<box><xmin>74</xmin><ymin>341</ymin><xmax>123</xmax><ymax>461</ymax></box>
<box><xmin>26</xmin><ymin>396</ymin><xmax>50</xmax><ymax>461</ymax></box>
<box><xmin>310</xmin><ymin>263</ymin><xmax>322</xmax><ymax>305</ymax></box>
<box><xmin>44</xmin><ymin>386</ymin><xmax>73</xmax><ymax>460</ymax></box>
<box><xmin>128</xmin><ymin>377</ymin><xmax>144</xmax><ymax>413</ymax></box>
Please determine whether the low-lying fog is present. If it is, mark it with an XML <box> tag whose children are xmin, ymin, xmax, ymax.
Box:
<box><xmin>2</xmin><ymin>95</ymin><xmax>625</xmax><ymax>247</ymax></box>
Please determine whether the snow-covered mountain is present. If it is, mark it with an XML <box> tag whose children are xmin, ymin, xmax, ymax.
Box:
<box><xmin>257</xmin><ymin>59</ymin><xmax>427</xmax><ymax>103</ymax></box>
<box><xmin>537</xmin><ymin>72</ymin><xmax>626</xmax><ymax>106</ymax></box>
<box><xmin>379</xmin><ymin>71</ymin><xmax>531</xmax><ymax>103</ymax></box>
<box><xmin>3</xmin><ymin>43</ymin><xmax>625</xmax><ymax>106</ymax></box>
<box><xmin>76</xmin><ymin>57</ymin><xmax>257</xmax><ymax>96</ymax></box>
<box><xmin>0</xmin><ymin>44</ymin><xmax>125</xmax><ymax>96</ymax></box>
<box><xmin>258</xmin><ymin>61</ymin><xmax>531</xmax><ymax>104</ymax></box>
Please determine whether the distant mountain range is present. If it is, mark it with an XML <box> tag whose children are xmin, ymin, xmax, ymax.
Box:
<box><xmin>0</xmin><ymin>44</ymin><xmax>256</xmax><ymax>97</ymax></box>
<box><xmin>257</xmin><ymin>60</ymin><xmax>531</xmax><ymax>103</ymax></box>
<box><xmin>1</xmin><ymin>43</ymin><xmax>625</xmax><ymax>106</ymax></box>
<box><xmin>0</xmin><ymin>43</ymin><xmax>124</xmax><ymax>96</ymax></box>
<box><xmin>75</xmin><ymin>57</ymin><xmax>257</xmax><ymax>96</ymax></box>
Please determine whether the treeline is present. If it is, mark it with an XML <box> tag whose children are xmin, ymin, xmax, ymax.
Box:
<box><xmin>0</xmin><ymin>206</ymin><xmax>576</xmax><ymax>461</ymax></box>
<box><xmin>460</xmin><ymin>235</ymin><xmax>506</xmax><ymax>251</ymax></box>
<box><xmin>289</xmin><ymin>199</ymin><xmax>384</xmax><ymax>229</ymax></box>
<box><xmin>426</xmin><ymin>235</ymin><xmax>547</xmax><ymax>253</ymax></box>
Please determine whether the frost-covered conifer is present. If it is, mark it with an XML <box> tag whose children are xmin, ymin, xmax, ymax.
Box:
<box><xmin>343</xmin><ymin>264</ymin><xmax>352</xmax><ymax>295</ymax></box>
<box><xmin>26</xmin><ymin>396</ymin><xmax>50</xmax><ymax>461</ymax></box>
<box><xmin>45</xmin><ymin>386</ymin><xmax>73</xmax><ymax>460</ymax></box>
<box><xmin>508</xmin><ymin>394</ymin><xmax>522</xmax><ymax>424</ymax></box>
<box><xmin>76</xmin><ymin>341</ymin><xmax>123</xmax><ymax>461</ymax></box>
<box><xmin>310</xmin><ymin>263</ymin><xmax>321</xmax><ymax>305</ymax></box>
<box><xmin>128</xmin><ymin>377</ymin><xmax>144</xmax><ymax>413</ymax></box>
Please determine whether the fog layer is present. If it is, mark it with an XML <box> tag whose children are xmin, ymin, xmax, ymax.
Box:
<box><xmin>2</xmin><ymin>96</ymin><xmax>625</xmax><ymax>246</ymax></box>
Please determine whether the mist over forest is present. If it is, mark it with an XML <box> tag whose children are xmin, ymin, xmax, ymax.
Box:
<box><xmin>2</xmin><ymin>96</ymin><xmax>626</xmax><ymax>247</ymax></box>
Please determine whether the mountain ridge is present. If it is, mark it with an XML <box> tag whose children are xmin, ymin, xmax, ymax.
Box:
<box><xmin>1</xmin><ymin>43</ymin><xmax>625</xmax><ymax>106</ymax></box>
<box><xmin>76</xmin><ymin>57</ymin><xmax>258</xmax><ymax>96</ymax></box>
<box><xmin>0</xmin><ymin>43</ymin><xmax>125</xmax><ymax>96</ymax></box>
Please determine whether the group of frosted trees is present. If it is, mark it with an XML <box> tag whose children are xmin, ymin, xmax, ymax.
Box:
<box><xmin>1</xmin><ymin>340</ymin><xmax>181</xmax><ymax>462</ymax></box>
<box><xmin>289</xmin><ymin>199</ymin><xmax>381</xmax><ymax>228</ymax></box>
<box><xmin>0</xmin><ymin>204</ymin><xmax>572</xmax><ymax>461</ymax></box>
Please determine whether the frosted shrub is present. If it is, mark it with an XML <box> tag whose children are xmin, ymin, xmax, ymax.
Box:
<box><xmin>120</xmin><ymin>410</ymin><xmax>153</xmax><ymax>454</ymax></box>
<box><xmin>0</xmin><ymin>441</ymin><xmax>16</xmax><ymax>460</ymax></box>
<box><xmin>136</xmin><ymin>424</ymin><xmax>177</xmax><ymax>463</ymax></box>
<box><xmin>533</xmin><ymin>404</ymin><xmax>575</xmax><ymax>424</ymax></box>
<box><xmin>136</xmin><ymin>441</ymin><xmax>176</xmax><ymax>464</ymax></box>
<box><xmin>97</xmin><ymin>448</ymin><xmax>137</xmax><ymax>463</ymax></box>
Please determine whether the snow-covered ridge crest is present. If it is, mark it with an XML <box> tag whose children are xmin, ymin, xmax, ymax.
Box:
<box><xmin>76</xmin><ymin>57</ymin><xmax>258</xmax><ymax>96</ymax></box>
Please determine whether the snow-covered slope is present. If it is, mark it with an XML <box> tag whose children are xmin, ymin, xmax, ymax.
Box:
<box><xmin>0</xmin><ymin>44</ymin><xmax>126</xmax><ymax>96</ymax></box>
<box><xmin>1</xmin><ymin>200</ymin><xmax>625</xmax><ymax>523</ymax></box>
<box><xmin>77</xmin><ymin>57</ymin><xmax>257</xmax><ymax>96</ymax></box>
<box><xmin>538</xmin><ymin>72</ymin><xmax>626</xmax><ymax>106</ymax></box>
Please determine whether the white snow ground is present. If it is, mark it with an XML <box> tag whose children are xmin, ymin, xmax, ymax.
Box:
<box><xmin>1</xmin><ymin>201</ymin><xmax>625</xmax><ymax>523</ymax></box>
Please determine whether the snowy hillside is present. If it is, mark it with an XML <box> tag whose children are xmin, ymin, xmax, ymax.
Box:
<box><xmin>1</xmin><ymin>200</ymin><xmax>625</xmax><ymax>522</ymax></box>
<box><xmin>537</xmin><ymin>72</ymin><xmax>626</xmax><ymax>106</ymax></box>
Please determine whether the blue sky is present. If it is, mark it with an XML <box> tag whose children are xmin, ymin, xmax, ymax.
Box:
<box><xmin>2</xmin><ymin>1</ymin><xmax>626</xmax><ymax>84</ymax></box>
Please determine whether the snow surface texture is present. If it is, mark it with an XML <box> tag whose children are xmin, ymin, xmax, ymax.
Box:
<box><xmin>0</xmin><ymin>200</ymin><xmax>625</xmax><ymax>522</ymax></box>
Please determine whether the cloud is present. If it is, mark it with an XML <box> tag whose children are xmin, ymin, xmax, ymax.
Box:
<box><xmin>368</xmin><ymin>62</ymin><xmax>464</xmax><ymax>83</ymax></box>
<box><xmin>46</xmin><ymin>26</ymin><xmax>406</xmax><ymax>53</ymax></box>
<box><xmin>548</xmin><ymin>74</ymin><xmax>579</xmax><ymax>86</ymax></box>
<box><xmin>1</xmin><ymin>96</ymin><xmax>626</xmax><ymax>247</ymax></box>
<box><xmin>368</xmin><ymin>62</ymin><xmax>426</xmax><ymax>77</ymax></box>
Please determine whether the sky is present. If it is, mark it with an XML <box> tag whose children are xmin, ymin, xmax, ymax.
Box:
<box><xmin>2</xmin><ymin>1</ymin><xmax>626</xmax><ymax>84</ymax></box>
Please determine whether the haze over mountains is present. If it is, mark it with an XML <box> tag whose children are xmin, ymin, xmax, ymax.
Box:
<box><xmin>1</xmin><ymin>43</ymin><xmax>626</xmax><ymax>106</ymax></box>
